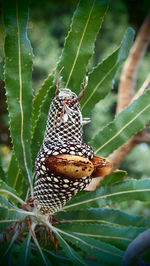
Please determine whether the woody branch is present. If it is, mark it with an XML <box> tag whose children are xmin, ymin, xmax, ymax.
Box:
<box><xmin>87</xmin><ymin>12</ymin><xmax>150</xmax><ymax>190</ymax></box>
<box><xmin>109</xmin><ymin>12</ymin><xmax>150</xmax><ymax>170</ymax></box>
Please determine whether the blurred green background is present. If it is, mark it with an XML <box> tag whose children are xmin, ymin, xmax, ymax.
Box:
<box><xmin>0</xmin><ymin>0</ymin><xmax>150</xmax><ymax>215</ymax></box>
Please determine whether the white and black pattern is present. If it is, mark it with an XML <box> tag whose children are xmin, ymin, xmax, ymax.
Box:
<box><xmin>33</xmin><ymin>88</ymin><xmax>94</xmax><ymax>214</ymax></box>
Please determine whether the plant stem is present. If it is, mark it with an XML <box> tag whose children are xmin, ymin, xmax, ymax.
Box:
<box><xmin>0</xmin><ymin>189</ymin><xmax>26</xmax><ymax>205</ymax></box>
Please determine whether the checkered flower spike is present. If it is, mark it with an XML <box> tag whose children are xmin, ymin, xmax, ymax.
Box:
<box><xmin>33</xmin><ymin>88</ymin><xmax>94</xmax><ymax>214</ymax></box>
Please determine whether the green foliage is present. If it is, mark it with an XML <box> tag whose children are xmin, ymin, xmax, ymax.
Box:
<box><xmin>31</xmin><ymin>74</ymin><xmax>55</xmax><ymax>163</ymax></box>
<box><xmin>3</xmin><ymin>0</ymin><xmax>33</xmax><ymax>193</ymax></box>
<box><xmin>0</xmin><ymin>178</ymin><xmax>18</xmax><ymax>198</ymax></box>
<box><xmin>6</xmin><ymin>153</ymin><xmax>24</xmax><ymax>195</ymax></box>
<box><xmin>56</xmin><ymin>208</ymin><xmax>150</xmax><ymax>228</ymax></box>
<box><xmin>64</xmin><ymin>178</ymin><xmax>150</xmax><ymax>211</ymax></box>
<box><xmin>62</xmin><ymin>233</ymin><xmax>124</xmax><ymax>265</ymax></box>
<box><xmin>81</xmin><ymin>28</ymin><xmax>134</xmax><ymax>117</ymax></box>
<box><xmin>0</xmin><ymin>152</ymin><xmax>6</xmax><ymax>182</ymax></box>
<box><xmin>56</xmin><ymin>0</ymin><xmax>109</xmax><ymax>91</ymax></box>
<box><xmin>90</xmin><ymin>89</ymin><xmax>150</xmax><ymax>157</ymax></box>
<box><xmin>0</xmin><ymin>195</ymin><xmax>27</xmax><ymax>225</ymax></box>
<box><xmin>1</xmin><ymin>0</ymin><xmax>150</xmax><ymax>265</ymax></box>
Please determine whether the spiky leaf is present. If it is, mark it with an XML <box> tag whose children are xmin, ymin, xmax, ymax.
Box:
<box><xmin>3</xmin><ymin>0</ymin><xmax>33</xmax><ymax>191</ymax></box>
<box><xmin>7</xmin><ymin>153</ymin><xmax>25</xmax><ymax>196</ymax></box>
<box><xmin>56</xmin><ymin>208</ymin><xmax>150</xmax><ymax>228</ymax></box>
<box><xmin>31</xmin><ymin>73</ymin><xmax>54</xmax><ymax>133</ymax></box>
<box><xmin>0</xmin><ymin>196</ymin><xmax>28</xmax><ymax>230</ymax></box>
<box><xmin>63</xmin><ymin>179</ymin><xmax>150</xmax><ymax>210</ymax></box>
<box><xmin>90</xmin><ymin>89</ymin><xmax>150</xmax><ymax>157</ymax></box>
<box><xmin>81</xmin><ymin>28</ymin><xmax>135</xmax><ymax>116</ymax></box>
<box><xmin>56</xmin><ymin>0</ymin><xmax>108</xmax><ymax>92</ymax></box>
<box><xmin>0</xmin><ymin>153</ymin><xmax>6</xmax><ymax>182</ymax></box>
<box><xmin>31</xmin><ymin>85</ymin><xmax>55</xmax><ymax>163</ymax></box>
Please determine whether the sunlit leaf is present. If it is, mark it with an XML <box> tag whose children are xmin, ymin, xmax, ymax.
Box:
<box><xmin>63</xmin><ymin>178</ymin><xmax>150</xmax><ymax>210</ymax></box>
<box><xmin>100</xmin><ymin>170</ymin><xmax>127</xmax><ymax>186</ymax></box>
<box><xmin>90</xmin><ymin>89</ymin><xmax>150</xmax><ymax>157</ymax></box>
<box><xmin>3</xmin><ymin>0</ymin><xmax>33</xmax><ymax>191</ymax></box>
<box><xmin>56</xmin><ymin>0</ymin><xmax>108</xmax><ymax>92</ymax></box>
<box><xmin>81</xmin><ymin>28</ymin><xmax>135</xmax><ymax>116</ymax></box>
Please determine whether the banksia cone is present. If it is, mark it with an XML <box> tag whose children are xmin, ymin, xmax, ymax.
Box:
<box><xmin>33</xmin><ymin>87</ymin><xmax>112</xmax><ymax>214</ymax></box>
<box><xmin>33</xmin><ymin>88</ymin><xmax>94</xmax><ymax>214</ymax></box>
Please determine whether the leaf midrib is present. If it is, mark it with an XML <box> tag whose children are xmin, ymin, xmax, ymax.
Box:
<box><xmin>65</xmin><ymin>0</ymin><xmax>96</xmax><ymax>88</ymax></box>
<box><xmin>95</xmin><ymin>101</ymin><xmax>150</xmax><ymax>154</ymax></box>
<box><xmin>63</xmin><ymin>188</ymin><xmax>150</xmax><ymax>210</ymax></box>
<box><xmin>81</xmin><ymin>62</ymin><xmax>117</xmax><ymax>110</ymax></box>
<box><xmin>16</xmin><ymin>1</ymin><xmax>32</xmax><ymax>193</ymax></box>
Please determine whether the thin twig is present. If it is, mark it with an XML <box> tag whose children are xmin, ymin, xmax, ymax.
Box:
<box><xmin>132</xmin><ymin>73</ymin><xmax>150</xmax><ymax>102</ymax></box>
<box><xmin>108</xmin><ymin>13</ymin><xmax>150</xmax><ymax>171</ymax></box>
<box><xmin>117</xmin><ymin>12</ymin><xmax>150</xmax><ymax>114</ymax></box>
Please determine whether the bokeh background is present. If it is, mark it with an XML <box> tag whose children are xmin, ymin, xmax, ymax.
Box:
<box><xmin>0</xmin><ymin>0</ymin><xmax>150</xmax><ymax>215</ymax></box>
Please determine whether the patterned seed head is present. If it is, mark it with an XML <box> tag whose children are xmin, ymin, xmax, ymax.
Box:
<box><xmin>33</xmin><ymin>88</ymin><xmax>94</xmax><ymax>214</ymax></box>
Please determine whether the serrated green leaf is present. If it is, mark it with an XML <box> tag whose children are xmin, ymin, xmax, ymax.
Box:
<box><xmin>56</xmin><ymin>208</ymin><xmax>150</xmax><ymax>229</ymax></box>
<box><xmin>57</xmin><ymin>236</ymin><xmax>85</xmax><ymax>265</ymax></box>
<box><xmin>3</xmin><ymin>0</ymin><xmax>33</xmax><ymax>192</ymax></box>
<box><xmin>63</xmin><ymin>179</ymin><xmax>150</xmax><ymax>211</ymax></box>
<box><xmin>56</xmin><ymin>0</ymin><xmax>108</xmax><ymax>92</ymax></box>
<box><xmin>43</xmin><ymin>249</ymin><xmax>70</xmax><ymax>265</ymax></box>
<box><xmin>0</xmin><ymin>178</ymin><xmax>18</xmax><ymax>197</ymax></box>
<box><xmin>46</xmin><ymin>221</ymin><xmax>85</xmax><ymax>265</ymax></box>
<box><xmin>100</xmin><ymin>170</ymin><xmax>127</xmax><ymax>186</ymax></box>
<box><xmin>7</xmin><ymin>153</ymin><xmax>25</xmax><ymax>195</ymax></box>
<box><xmin>12</xmin><ymin>237</ymin><xmax>31</xmax><ymax>266</ymax></box>
<box><xmin>0</xmin><ymin>196</ymin><xmax>28</xmax><ymax>230</ymax></box>
<box><xmin>58</xmin><ymin>222</ymin><xmax>146</xmax><ymax>251</ymax></box>
<box><xmin>31</xmin><ymin>73</ymin><xmax>54</xmax><ymax>134</ymax></box>
<box><xmin>0</xmin><ymin>178</ymin><xmax>26</xmax><ymax>207</ymax></box>
<box><xmin>0</xmin><ymin>152</ymin><xmax>6</xmax><ymax>182</ymax></box>
<box><xmin>53</xmin><ymin>231</ymin><xmax>85</xmax><ymax>265</ymax></box>
<box><xmin>59</xmin><ymin>231</ymin><xmax>123</xmax><ymax>265</ymax></box>
<box><xmin>31</xmin><ymin>85</ymin><xmax>55</xmax><ymax>164</ymax></box>
<box><xmin>90</xmin><ymin>89</ymin><xmax>150</xmax><ymax>157</ymax></box>
<box><xmin>81</xmin><ymin>28</ymin><xmax>135</xmax><ymax>116</ymax></box>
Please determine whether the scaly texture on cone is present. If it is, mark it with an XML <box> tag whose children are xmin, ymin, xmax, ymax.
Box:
<box><xmin>33</xmin><ymin>88</ymin><xmax>94</xmax><ymax>214</ymax></box>
<box><xmin>33</xmin><ymin>88</ymin><xmax>112</xmax><ymax>214</ymax></box>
